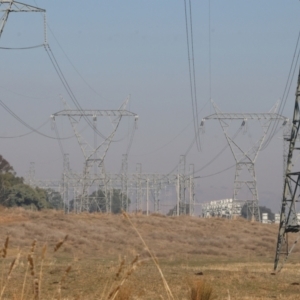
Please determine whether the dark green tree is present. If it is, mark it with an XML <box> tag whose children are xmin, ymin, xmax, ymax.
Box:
<box><xmin>241</xmin><ymin>203</ymin><xmax>275</xmax><ymax>221</ymax></box>
<box><xmin>0</xmin><ymin>155</ymin><xmax>61</xmax><ymax>210</ymax></box>
<box><xmin>88</xmin><ymin>189</ymin><xmax>130</xmax><ymax>213</ymax></box>
<box><xmin>2</xmin><ymin>184</ymin><xmax>51</xmax><ymax>210</ymax></box>
<box><xmin>0</xmin><ymin>155</ymin><xmax>14</xmax><ymax>174</ymax></box>
<box><xmin>45</xmin><ymin>188</ymin><xmax>64</xmax><ymax>210</ymax></box>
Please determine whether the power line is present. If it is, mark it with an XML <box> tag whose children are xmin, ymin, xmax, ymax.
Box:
<box><xmin>0</xmin><ymin>44</ymin><xmax>44</xmax><ymax>50</ymax></box>
<box><xmin>0</xmin><ymin>98</ymin><xmax>74</xmax><ymax>140</ymax></box>
<box><xmin>188</xmin><ymin>0</ymin><xmax>199</xmax><ymax>135</ymax></box>
<box><xmin>53</xmin><ymin>121</ymin><xmax>65</xmax><ymax>157</ymax></box>
<box><xmin>0</xmin><ymin>37</ymin><xmax>111</xmax><ymax>142</ymax></box>
<box><xmin>184</xmin><ymin>0</ymin><xmax>201</xmax><ymax>151</ymax></box>
<box><xmin>33</xmin><ymin>0</ymin><xmax>111</xmax><ymax>104</ymax></box>
<box><xmin>208</xmin><ymin>0</ymin><xmax>212</xmax><ymax>101</ymax></box>
<box><xmin>186</xmin><ymin>127</ymin><xmax>241</xmax><ymax>177</ymax></box>
<box><xmin>262</xmin><ymin>31</ymin><xmax>300</xmax><ymax>150</ymax></box>
<box><xmin>45</xmin><ymin>44</ymin><xmax>115</xmax><ymax>141</ymax></box>
<box><xmin>0</xmin><ymin>84</ymin><xmax>50</xmax><ymax>100</ymax></box>
<box><xmin>132</xmin><ymin>99</ymin><xmax>210</xmax><ymax>157</ymax></box>
<box><xmin>194</xmin><ymin>164</ymin><xmax>235</xmax><ymax>179</ymax></box>
<box><xmin>0</xmin><ymin>119</ymin><xmax>49</xmax><ymax>139</ymax></box>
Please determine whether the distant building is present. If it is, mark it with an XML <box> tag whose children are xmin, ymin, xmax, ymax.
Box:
<box><xmin>201</xmin><ymin>199</ymin><xmax>242</xmax><ymax>219</ymax></box>
<box><xmin>275</xmin><ymin>214</ymin><xmax>280</xmax><ymax>224</ymax></box>
<box><xmin>262</xmin><ymin>213</ymin><xmax>269</xmax><ymax>224</ymax></box>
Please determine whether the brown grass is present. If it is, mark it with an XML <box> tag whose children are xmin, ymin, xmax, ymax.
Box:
<box><xmin>0</xmin><ymin>208</ymin><xmax>280</xmax><ymax>260</ymax></box>
<box><xmin>0</xmin><ymin>207</ymin><xmax>299</xmax><ymax>299</ymax></box>
<box><xmin>190</xmin><ymin>279</ymin><xmax>214</xmax><ymax>300</ymax></box>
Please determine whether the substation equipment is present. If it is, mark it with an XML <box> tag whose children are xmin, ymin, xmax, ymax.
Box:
<box><xmin>27</xmin><ymin>98</ymin><xmax>196</xmax><ymax>215</ymax></box>
<box><xmin>50</xmin><ymin>96</ymin><xmax>138</xmax><ymax>213</ymax></box>
<box><xmin>26</xmin><ymin>154</ymin><xmax>196</xmax><ymax>216</ymax></box>
<box><xmin>0</xmin><ymin>0</ymin><xmax>197</xmax><ymax>217</ymax></box>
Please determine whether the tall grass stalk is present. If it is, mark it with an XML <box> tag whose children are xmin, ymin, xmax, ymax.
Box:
<box><xmin>20</xmin><ymin>261</ymin><xmax>29</xmax><ymax>300</ymax></box>
<box><xmin>190</xmin><ymin>280</ymin><xmax>213</xmax><ymax>300</ymax></box>
<box><xmin>38</xmin><ymin>243</ymin><xmax>47</xmax><ymax>297</ymax></box>
<box><xmin>0</xmin><ymin>251</ymin><xmax>20</xmax><ymax>300</ymax></box>
<box><xmin>109</xmin><ymin>255</ymin><xmax>138</xmax><ymax>300</ymax></box>
<box><xmin>0</xmin><ymin>236</ymin><xmax>9</xmax><ymax>293</ymax></box>
<box><xmin>122</xmin><ymin>212</ymin><xmax>174</xmax><ymax>300</ymax></box>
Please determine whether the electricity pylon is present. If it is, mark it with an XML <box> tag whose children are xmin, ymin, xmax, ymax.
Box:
<box><xmin>177</xmin><ymin>155</ymin><xmax>186</xmax><ymax>215</ymax></box>
<box><xmin>274</xmin><ymin>66</ymin><xmax>300</xmax><ymax>271</ymax></box>
<box><xmin>121</xmin><ymin>154</ymin><xmax>129</xmax><ymax>211</ymax></box>
<box><xmin>202</xmin><ymin>101</ymin><xmax>287</xmax><ymax>221</ymax></box>
<box><xmin>0</xmin><ymin>0</ymin><xmax>46</xmax><ymax>39</ymax></box>
<box><xmin>52</xmin><ymin>96</ymin><xmax>138</xmax><ymax>212</ymax></box>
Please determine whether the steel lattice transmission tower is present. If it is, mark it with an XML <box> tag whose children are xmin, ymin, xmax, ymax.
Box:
<box><xmin>202</xmin><ymin>101</ymin><xmax>286</xmax><ymax>221</ymax></box>
<box><xmin>0</xmin><ymin>0</ymin><xmax>46</xmax><ymax>39</ymax></box>
<box><xmin>274</xmin><ymin>67</ymin><xmax>300</xmax><ymax>271</ymax></box>
<box><xmin>52</xmin><ymin>96</ymin><xmax>138</xmax><ymax>212</ymax></box>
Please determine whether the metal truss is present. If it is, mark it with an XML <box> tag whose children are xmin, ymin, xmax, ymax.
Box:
<box><xmin>53</xmin><ymin>110</ymin><xmax>137</xmax><ymax>118</ymax></box>
<box><xmin>24</xmin><ymin>161</ymin><xmax>35</xmax><ymax>187</ymax></box>
<box><xmin>27</xmin><ymin>157</ymin><xmax>195</xmax><ymax>216</ymax></box>
<box><xmin>52</xmin><ymin>96</ymin><xmax>138</xmax><ymax>212</ymax></box>
<box><xmin>202</xmin><ymin>101</ymin><xmax>287</xmax><ymax>221</ymax></box>
<box><xmin>121</xmin><ymin>154</ymin><xmax>129</xmax><ymax>211</ymax></box>
<box><xmin>177</xmin><ymin>155</ymin><xmax>186</xmax><ymax>215</ymax></box>
<box><xmin>188</xmin><ymin>164</ymin><xmax>195</xmax><ymax>216</ymax></box>
<box><xmin>274</xmin><ymin>67</ymin><xmax>300</xmax><ymax>271</ymax></box>
<box><xmin>0</xmin><ymin>0</ymin><xmax>45</xmax><ymax>39</ymax></box>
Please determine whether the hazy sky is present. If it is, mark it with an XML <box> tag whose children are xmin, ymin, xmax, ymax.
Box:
<box><xmin>0</xmin><ymin>1</ymin><xmax>300</xmax><ymax>212</ymax></box>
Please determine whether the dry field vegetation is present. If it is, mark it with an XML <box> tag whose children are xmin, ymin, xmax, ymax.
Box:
<box><xmin>0</xmin><ymin>207</ymin><xmax>299</xmax><ymax>299</ymax></box>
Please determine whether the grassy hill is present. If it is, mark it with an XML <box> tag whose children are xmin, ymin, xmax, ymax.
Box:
<box><xmin>0</xmin><ymin>207</ymin><xmax>299</xmax><ymax>299</ymax></box>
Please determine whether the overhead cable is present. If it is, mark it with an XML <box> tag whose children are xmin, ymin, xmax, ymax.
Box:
<box><xmin>44</xmin><ymin>44</ymin><xmax>113</xmax><ymax>140</ymax></box>
<box><xmin>184</xmin><ymin>0</ymin><xmax>201</xmax><ymax>151</ymax></box>
<box><xmin>0</xmin><ymin>44</ymin><xmax>44</xmax><ymax>50</ymax></box>
<box><xmin>194</xmin><ymin>164</ymin><xmax>235</xmax><ymax>179</ymax></box>
<box><xmin>0</xmin><ymin>98</ymin><xmax>75</xmax><ymax>140</ymax></box>
<box><xmin>208</xmin><ymin>0</ymin><xmax>212</xmax><ymax>101</ymax></box>
<box><xmin>0</xmin><ymin>119</ymin><xmax>49</xmax><ymax>139</ymax></box>
<box><xmin>53</xmin><ymin>121</ymin><xmax>65</xmax><ymax>157</ymax></box>
<box><xmin>262</xmin><ymin>31</ymin><xmax>300</xmax><ymax>150</ymax></box>
<box><xmin>33</xmin><ymin>0</ymin><xmax>111</xmax><ymax>103</ymax></box>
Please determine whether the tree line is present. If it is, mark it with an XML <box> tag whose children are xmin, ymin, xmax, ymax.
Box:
<box><xmin>0</xmin><ymin>155</ymin><xmax>129</xmax><ymax>213</ymax></box>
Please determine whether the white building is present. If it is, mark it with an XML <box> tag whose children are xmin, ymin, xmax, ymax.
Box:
<box><xmin>201</xmin><ymin>199</ymin><xmax>242</xmax><ymax>218</ymax></box>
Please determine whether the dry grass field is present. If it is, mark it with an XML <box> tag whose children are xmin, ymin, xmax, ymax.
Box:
<box><xmin>0</xmin><ymin>207</ymin><xmax>299</xmax><ymax>299</ymax></box>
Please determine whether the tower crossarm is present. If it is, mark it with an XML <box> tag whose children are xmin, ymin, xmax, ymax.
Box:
<box><xmin>0</xmin><ymin>1</ymin><xmax>45</xmax><ymax>13</ymax></box>
<box><xmin>53</xmin><ymin>110</ymin><xmax>137</xmax><ymax>118</ymax></box>
<box><xmin>203</xmin><ymin>112</ymin><xmax>286</xmax><ymax>121</ymax></box>
<box><xmin>52</xmin><ymin>97</ymin><xmax>138</xmax><ymax>162</ymax></box>
<box><xmin>0</xmin><ymin>0</ymin><xmax>45</xmax><ymax>40</ymax></box>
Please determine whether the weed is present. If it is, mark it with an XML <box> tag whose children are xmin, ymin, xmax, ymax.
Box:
<box><xmin>190</xmin><ymin>279</ymin><xmax>213</xmax><ymax>300</ymax></box>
